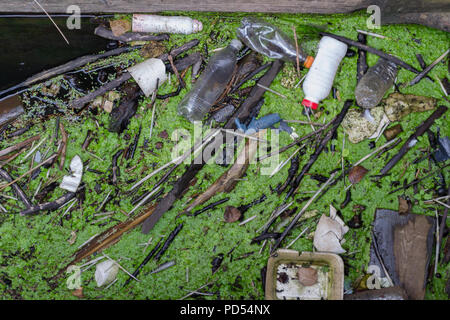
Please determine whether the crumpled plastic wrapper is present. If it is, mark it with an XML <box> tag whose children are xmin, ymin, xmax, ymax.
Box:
<box><xmin>313</xmin><ymin>205</ymin><xmax>349</xmax><ymax>254</ymax></box>
<box><xmin>341</xmin><ymin>107</ymin><xmax>386</xmax><ymax>143</ymax></box>
<box><xmin>60</xmin><ymin>155</ymin><xmax>83</xmax><ymax>193</ymax></box>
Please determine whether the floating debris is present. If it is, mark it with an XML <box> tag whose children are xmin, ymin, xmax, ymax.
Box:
<box><xmin>59</xmin><ymin>155</ymin><xmax>83</xmax><ymax>193</ymax></box>
<box><xmin>313</xmin><ymin>205</ymin><xmax>349</xmax><ymax>254</ymax></box>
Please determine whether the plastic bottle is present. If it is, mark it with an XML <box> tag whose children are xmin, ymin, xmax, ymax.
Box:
<box><xmin>302</xmin><ymin>36</ymin><xmax>348</xmax><ymax>110</ymax></box>
<box><xmin>355</xmin><ymin>58</ymin><xmax>398</xmax><ymax>109</ymax></box>
<box><xmin>178</xmin><ymin>39</ymin><xmax>243</xmax><ymax>122</ymax></box>
<box><xmin>236</xmin><ymin>17</ymin><xmax>314</xmax><ymax>68</ymax></box>
<box><xmin>132</xmin><ymin>14</ymin><xmax>203</xmax><ymax>35</ymax></box>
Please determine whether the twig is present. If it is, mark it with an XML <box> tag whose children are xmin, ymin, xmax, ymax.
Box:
<box><xmin>239</xmin><ymin>215</ymin><xmax>257</xmax><ymax>226</ymax></box>
<box><xmin>356</xmin><ymin>29</ymin><xmax>387</xmax><ymax>39</ymax></box>
<box><xmin>0</xmin><ymin>154</ymin><xmax>58</xmax><ymax>192</ymax></box>
<box><xmin>379</xmin><ymin>106</ymin><xmax>447</xmax><ymax>176</ymax></box>
<box><xmin>321</xmin><ymin>32</ymin><xmax>423</xmax><ymax>75</ymax></box>
<box><xmin>32</xmin><ymin>0</ymin><xmax>69</xmax><ymax>45</ymax></box>
<box><xmin>272</xmin><ymin>172</ymin><xmax>337</xmax><ymax>253</ymax></box>
<box><xmin>0</xmin><ymin>135</ymin><xmax>40</xmax><ymax>158</ymax></box>
<box><xmin>292</xmin><ymin>26</ymin><xmax>301</xmax><ymax>77</ymax></box>
<box><xmin>285</xmin><ymin>226</ymin><xmax>309</xmax><ymax>249</ymax></box>
<box><xmin>94</xmin><ymin>25</ymin><xmax>169</xmax><ymax>42</ymax></box>
<box><xmin>256</xmin><ymin>83</ymin><xmax>287</xmax><ymax>99</ymax></box>
<box><xmin>407</xmin><ymin>49</ymin><xmax>449</xmax><ymax>87</ymax></box>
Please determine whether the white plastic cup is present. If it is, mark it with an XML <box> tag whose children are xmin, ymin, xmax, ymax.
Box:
<box><xmin>128</xmin><ymin>58</ymin><xmax>168</xmax><ymax>97</ymax></box>
<box><xmin>132</xmin><ymin>14</ymin><xmax>203</xmax><ymax>35</ymax></box>
<box><xmin>302</xmin><ymin>36</ymin><xmax>348</xmax><ymax>110</ymax></box>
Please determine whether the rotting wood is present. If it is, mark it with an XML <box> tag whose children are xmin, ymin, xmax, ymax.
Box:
<box><xmin>0</xmin><ymin>134</ymin><xmax>40</xmax><ymax>158</ymax></box>
<box><xmin>51</xmin><ymin>204</ymin><xmax>157</xmax><ymax>286</ymax></box>
<box><xmin>184</xmin><ymin>130</ymin><xmax>265</xmax><ymax>213</ymax></box>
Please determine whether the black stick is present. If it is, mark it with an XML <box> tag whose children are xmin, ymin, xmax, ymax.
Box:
<box><xmin>407</xmin><ymin>49</ymin><xmax>449</xmax><ymax>86</ymax></box>
<box><xmin>0</xmin><ymin>168</ymin><xmax>32</xmax><ymax>208</ymax></box>
<box><xmin>0</xmin><ymin>46</ymin><xmax>140</xmax><ymax>98</ymax></box>
<box><xmin>19</xmin><ymin>192</ymin><xmax>77</xmax><ymax>216</ymax></box>
<box><xmin>286</xmin><ymin>100</ymin><xmax>352</xmax><ymax>199</ymax></box>
<box><xmin>94</xmin><ymin>26</ymin><xmax>169</xmax><ymax>42</ymax></box>
<box><xmin>128</xmin><ymin>126</ymin><xmax>141</xmax><ymax>161</ymax></box>
<box><xmin>154</xmin><ymin>224</ymin><xmax>184</xmax><ymax>261</ymax></box>
<box><xmin>141</xmin><ymin>61</ymin><xmax>284</xmax><ymax>234</ymax></box>
<box><xmin>379</xmin><ymin>106</ymin><xmax>448</xmax><ymax>176</ymax></box>
<box><xmin>123</xmin><ymin>238</ymin><xmax>163</xmax><ymax>287</ymax></box>
<box><xmin>188</xmin><ymin>197</ymin><xmax>230</xmax><ymax>217</ymax></box>
<box><xmin>356</xmin><ymin>33</ymin><xmax>368</xmax><ymax>83</ymax></box>
<box><xmin>112</xmin><ymin>149</ymin><xmax>124</xmax><ymax>185</ymax></box>
<box><xmin>320</xmin><ymin>32</ymin><xmax>423</xmax><ymax>75</ymax></box>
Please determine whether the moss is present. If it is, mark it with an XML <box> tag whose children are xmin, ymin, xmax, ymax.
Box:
<box><xmin>0</xmin><ymin>10</ymin><xmax>449</xmax><ymax>300</ymax></box>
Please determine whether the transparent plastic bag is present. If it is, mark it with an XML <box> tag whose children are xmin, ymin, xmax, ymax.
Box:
<box><xmin>236</xmin><ymin>17</ymin><xmax>313</xmax><ymax>67</ymax></box>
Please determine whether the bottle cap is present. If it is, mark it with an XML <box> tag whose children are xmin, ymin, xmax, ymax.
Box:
<box><xmin>230</xmin><ymin>39</ymin><xmax>243</xmax><ymax>51</ymax></box>
<box><xmin>303</xmin><ymin>56</ymin><xmax>314</xmax><ymax>69</ymax></box>
<box><xmin>302</xmin><ymin>99</ymin><xmax>319</xmax><ymax>110</ymax></box>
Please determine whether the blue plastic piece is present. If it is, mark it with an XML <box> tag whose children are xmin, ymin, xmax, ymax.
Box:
<box><xmin>235</xmin><ymin>113</ymin><xmax>282</xmax><ymax>134</ymax></box>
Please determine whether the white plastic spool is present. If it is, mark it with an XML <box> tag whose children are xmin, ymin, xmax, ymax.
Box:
<box><xmin>95</xmin><ymin>260</ymin><xmax>119</xmax><ymax>287</ymax></box>
<box><xmin>128</xmin><ymin>58</ymin><xmax>168</xmax><ymax>97</ymax></box>
<box><xmin>302</xmin><ymin>36</ymin><xmax>348</xmax><ymax>110</ymax></box>
<box><xmin>132</xmin><ymin>14</ymin><xmax>203</xmax><ymax>35</ymax></box>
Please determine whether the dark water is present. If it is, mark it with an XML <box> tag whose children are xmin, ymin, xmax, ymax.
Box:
<box><xmin>0</xmin><ymin>15</ymin><xmax>111</xmax><ymax>91</ymax></box>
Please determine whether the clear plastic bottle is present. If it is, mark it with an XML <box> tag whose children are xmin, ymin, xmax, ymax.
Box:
<box><xmin>178</xmin><ymin>39</ymin><xmax>243</xmax><ymax>122</ymax></box>
<box><xmin>355</xmin><ymin>58</ymin><xmax>398</xmax><ymax>109</ymax></box>
<box><xmin>236</xmin><ymin>17</ymin><xmax>314</xmax><ymax>68</ymax></box>
<box><xmin>302</xmin><ymin>36</ymin><xmax>348</xmax><ymax>110</ymax></box>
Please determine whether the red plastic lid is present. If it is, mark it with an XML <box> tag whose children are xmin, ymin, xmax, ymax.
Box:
<box><xmin>302</xmin><ymin>99</ymin><xmax>318</xmax><ymax>110</ymax></box>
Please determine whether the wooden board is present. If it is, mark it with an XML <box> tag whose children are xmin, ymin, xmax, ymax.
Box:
<box><xmin>0</xmin><ymin>0</ymin><xmax>367</xmax><ymax>14</ymax></box>
<box><xmin>369</xmin><ymin>209</ymin><xmax>435</xmax><ymax>300</ymax></box>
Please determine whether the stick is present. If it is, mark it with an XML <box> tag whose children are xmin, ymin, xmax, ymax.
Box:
<box><xmin>356</xmin><ymin>32</ymin><xmax>368</xmax><ymax>83</ymax></box>
<box><xmin>379</xmin><ymin>106</ymin><xmax>448</xmax><ymax>176</ymax></box>
<box><xmin>0</xmin><ymin>154</ymin><xmax>58</xmax><ymax>192</ymax></box>
<box><xmin>20</xmin><ymin>191</ymin><xmax>76</xmax><ymax>216</ymax></box>
<box><xmin>257</xmin><ymin>119</ymin><xmax>333</xmax><ymax>162</ymax></box>
<box><xmin>123</xmin><ymin>238</ymin><xmax>162</xmax><ymax>287</ymax></box>
<box><xmin>70</xmin><ymin>73</ymin><xmax>132</xmax><ymax>109</ymax></box>
<box><xmin>407</xmin><ymin>49</ymin><xmax>449</xmax><ymax>87</ymax></box>
<box><xmin>286</xmin><ymin>100</ymin><xmax>351</xmax><ymax>198</ymax></box>
<box><xmin>94</xmin><ymin>25</ymin><xmax>169</xmax><ymax>42</ymax></box>
<box><xmin>154</xmin><ymin>224</ymin><xmax>183</xmax><ymax>261</ymax></box>
<box><xmin>272</xmin><ymin>172</ymin><xmax>337</xmax><ymax>253</ymax></box>
<box><xmin>0</xmin><ymin>168</ymin><xmax>32</xmax><ymax>208</ymax></box>
<box><xmin>141</xmin><ymin>61</ymin><xmax>284</xmax><ymax>234</ymax></box>
<box><xmin>0</xmin><ymin>134</ymin><xmax>40</xmax><ymax>159</ymax></box>
<box><xmin>321</xmin><ymin>32</ymin><xmax>423</xmax><ymax>74</ymax></box>
<box><xmin>32</xmin><ymin>0</ymin><xmax>69</xmax><ymax>45</ymax></box>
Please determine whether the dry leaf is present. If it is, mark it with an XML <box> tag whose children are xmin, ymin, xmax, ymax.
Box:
<box><xmin>110</xmin><ymin>19</ymin><xmax>131</xmax><ymax>37</ymax></box>
<box><xmin>348</xmin><ymin>165</ymin><xmax>368</xmax><ymax>184</ymax></box>
<box><xmin>68</xmin><ymin>231</ymin><xmax>77</xmax><ymax>245</ymax></box>
<box><xmin>72</xmin><ymin>287</ymin><xmax>84</xmax><ymax>298</ymax></box>
<box><xmin>298</xmin><ymin>267</ymin><xmax>318</xmax><ymax>286</ymax></box>
<box><xmin>224</xmin><ymin>206</ymin><xmax>241</xmax><ymax>223</ymax></box>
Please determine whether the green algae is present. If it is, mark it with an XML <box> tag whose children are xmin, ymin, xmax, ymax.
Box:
<box><xmin>0</xmin><ymin>10</ymin><xmax>449</xmax><ymax>300</ymax></box>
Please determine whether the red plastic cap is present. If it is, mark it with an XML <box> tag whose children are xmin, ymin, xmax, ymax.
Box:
<box><xmin>302</xmin><ymin>99</ymin><xmax>318</xmax><ymax>110</ymax></box>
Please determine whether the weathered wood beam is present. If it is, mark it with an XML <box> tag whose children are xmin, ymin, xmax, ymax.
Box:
<box><xmin>0</xmin><ymin>0</ymin><xmax>366</xmax><ymax>14</ymax></box>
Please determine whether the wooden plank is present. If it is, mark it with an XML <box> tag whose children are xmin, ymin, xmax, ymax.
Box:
<box><xmin>0</xmin><ymin>0</ymin><xmax>366</xmax><ymax>14</ymax></box>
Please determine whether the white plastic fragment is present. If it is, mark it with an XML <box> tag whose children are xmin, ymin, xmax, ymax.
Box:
<box><xmin>313</xmin><ymin>205</ymin><xmax>349</xmax><ymax>254</ymax></box>
<box><xmin>95</xmin><ymin>260</ymin><xmax>119</xmax><ymax>287</ymax></box>
<box><xmin>60</xmin><ymin>155</ymin><xmax>83</xmax><ymax>193</ymax></box>
<box><xmin>132</xmin><ymin>14</ymin><xmax>203</xmax><ymax>34</ymax></box>
<box><xmin>128</xmin><ymin>58</ymin><xmax>168</xmax><ymax>97</ymax></box>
